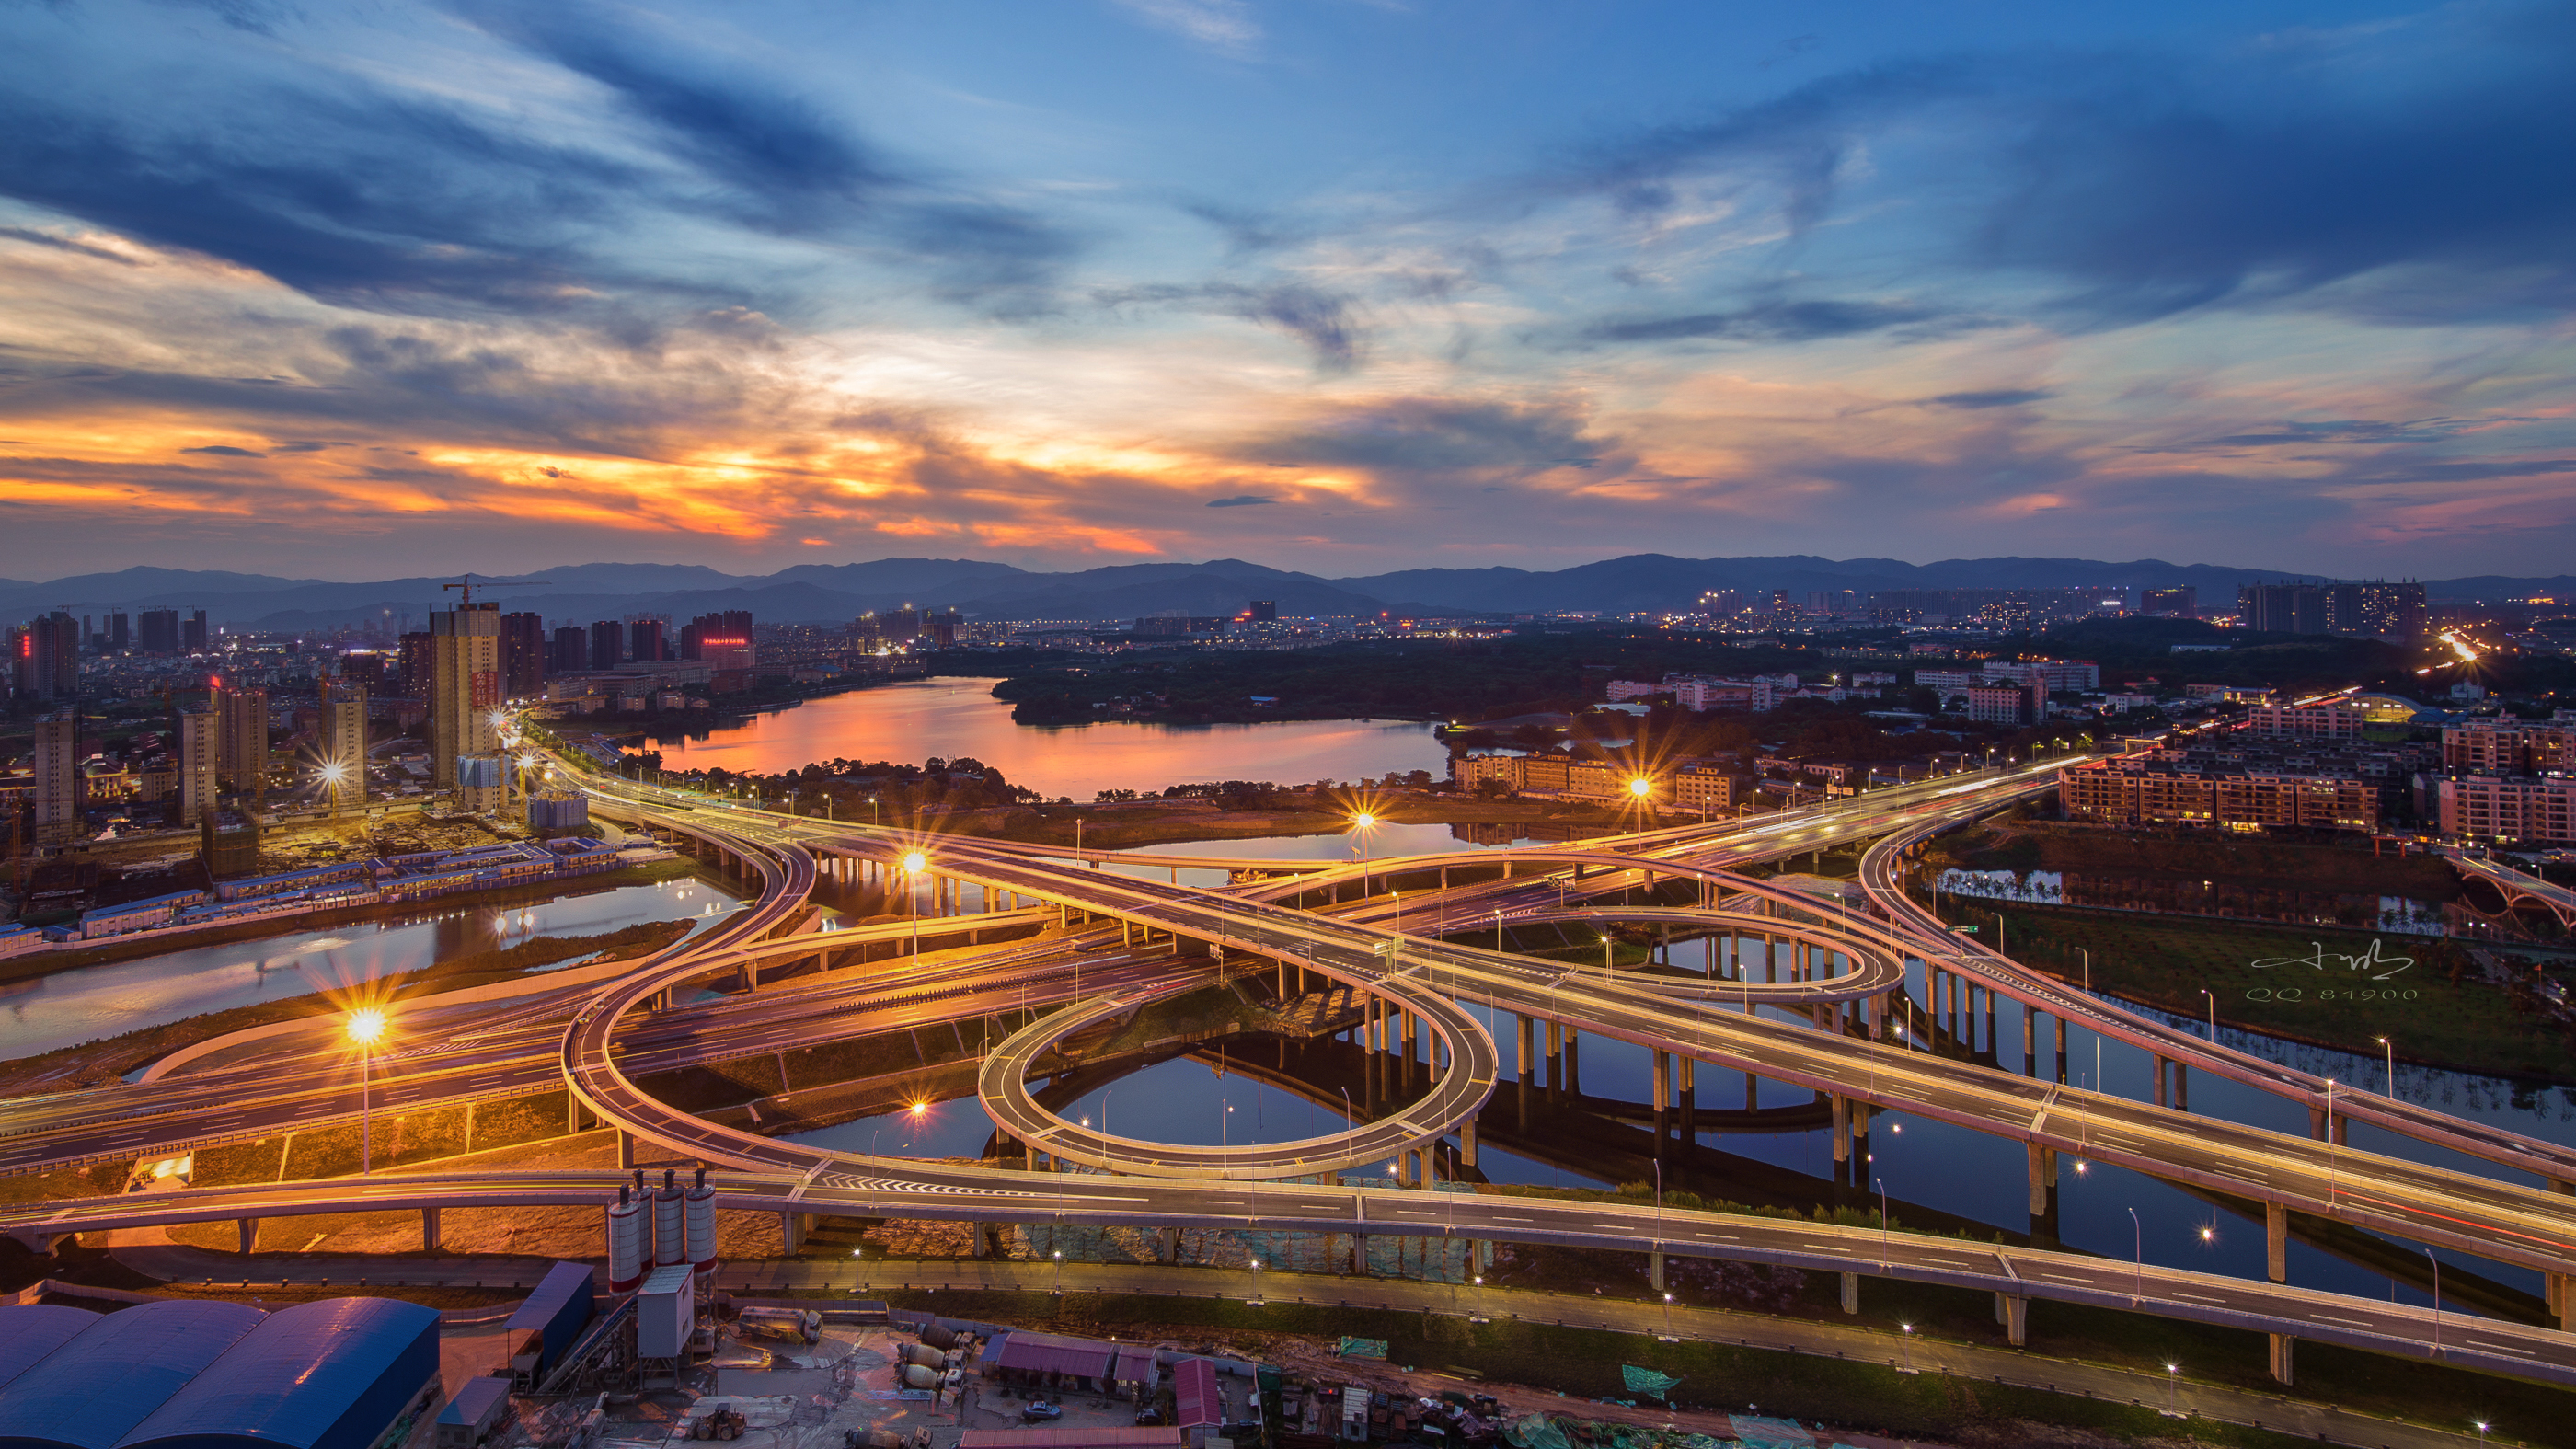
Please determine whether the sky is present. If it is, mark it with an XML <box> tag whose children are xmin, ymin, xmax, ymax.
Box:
<box><xmin>2</xmin><ymin>0</ymin><xmax>2573</xmax><ymax>583</ymax></box>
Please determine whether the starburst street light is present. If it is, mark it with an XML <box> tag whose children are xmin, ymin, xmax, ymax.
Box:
<box><xmin>346</xmin><ymin>1008</ymin><xmax>387</xmax><ymax>1175</ymax></box>
<box><xmin>901</xmin><ymin>850</ymin><xmax>929</xmax><ymax>957</ymax></box>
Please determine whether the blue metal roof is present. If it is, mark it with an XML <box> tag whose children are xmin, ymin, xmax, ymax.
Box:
<box><xmin>0</xmin><ymin>1308</ymin><xmax>100</xmax><ymax>1396</ymax></box>
<box><xmin>505</xmin><ymin>1261</ymin><xmax>595</xmax><ymax>1332</ymax></box>
<box><xmin>0</xmin><ymin>1300</ymin><xmax>264</xmax><ymax>1449</ymax></box>
<box><xmin>116</xmin><ymin>1297</ymin><xmax>439</xmax><ymax>1449</ymax></box>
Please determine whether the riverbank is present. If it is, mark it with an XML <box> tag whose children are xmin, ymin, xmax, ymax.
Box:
<box><xmin>3</xmin><ymin>857</ymin><xmax>708</xmax><ymax>983</ymax></box>
<box><xmin>0</xmin><ymin>917</ymin><xmax>696</xmax><ymax>1097</ymax></box>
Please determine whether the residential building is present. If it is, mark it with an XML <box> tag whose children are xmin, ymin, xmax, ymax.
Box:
<box><xmin>2443</xmin><ymin>719</ymin><xmax>2576</xmax><ymax>774</ymax></box>
<box><xmin>2062</xmin><ymin>756</ymin><xmax>2380</xmax><ymax>832</ymax></box>
<box><xmin>15</xmin><ymin>611</ymin><xmax>79</xmax><ymax>701</ymax></box>
<box><xmin>430</xmin><ymin>601</ymin><xmax>505</xmax><ymax>813</ymax></box>
<box><xmin>32</xmin><ymin>714</ymin><xmax>81</xmax><ymax>844</ymax></box>
<box><xmin>178</xmin><ymin>707</ymin><xmax>220</xmax><ymax>826</ymax></box>
<box><xmin>105</xmin><ymin>612</ymin><xmax>128</xmax><ymax>651</ymax></box>
<box><xmin>551</xmin><ymin>625</ymin><xmax>588</xmax><ymax>674</ymax></box>
<box><xmin>215</xmin><ymin>685</ymin><xmax>268</xmax><ymax>795</ymax></box>
<box><xmin>2436</xmin><ymin>775</ymin><xmax>2576</xmax><ymax>844</ymax></box>
<box><xmin>589</xmin><ymin>619</ymin><xmax>622</xmax><ymax>672</ymax></box>
<box><xmin>501</xmin><ymin>611</ymin><xmax>547</xmax><ymax>696</ymax></box>
<box><xmin>2252</xmin><ymin>697</ymin><xmax>2367</xmax><ymax>742</ymax></box>
<box><xmin>2140</xmin><ymin>586</ymin><xmax>2198</xmax><ymax>616</ymax></box>
<box><xmin>138</xmin><ymin>607</ymin><xmax>180</xmax><ymax>654</ymax></box>
<box><xmin>1983</xmin><ymin>659</ymin><xmax>2100</xmax><ymax>693</ymax></box>
<box><xmin>181</xmin><ymin>608</ymin><xmax>209</xmax><ymax>652</ymax></box>
<box><xmin>2238</xmin><ymin>581</ymin><xmax>2426</xmax><ymax>639</ymax></box>
<box><xmin>1963</xmin><ymin>682</ymin><xmax>2034</xmax><ymax>726</ymax></box>
<box><xmin>1914</xmin><ymin>669</ymin><xmax>1981</xmax><ymax>697</ymax></box>
<box><xmin>397</xmin><ymin>631</ymin><xmax>432</xmax><ymax>697</ymax></box>
<box><xmin>322</xmin><ymin>681</ymin><xmax>367</xmax><ymax>810</ymax></box>
<box><xmin>1672</xmin><ymin>761</ymin><xmax>1742</xmax><ymax>815</ymax></box>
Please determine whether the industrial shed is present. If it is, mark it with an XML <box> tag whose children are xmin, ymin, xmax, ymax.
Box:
<box><xmin>119</xmin><ymin>1297</ymin><xmax>441</xmax><ymax>1449</ymax></box>
<box><xmin>0</xmin><ymin>1307</ymin><xmax>100</xmax><ymax>1388</ymax></box>
<box><xmin>0</xmin><ymin>1297</ymin><xmax>438</xmax><ymax>1449</ymax></box>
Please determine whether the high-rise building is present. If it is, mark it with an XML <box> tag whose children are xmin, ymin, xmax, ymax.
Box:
<box><xmin>697</xmin><ymin>632</ymin><xmax>753</xmax><ymax>671</ymax></box>
<box><xmin>322</xmin><ymin>681</ymin><xmax>367</xmax><ymax>811</ymax></box>
<box><xmin>501</xmin><ymin>612</ymin><xmax>547</xmax><ymax>697</ymax></box>
<box><xmin>1248</xmin><ymin>600</ymin><xmax>1278</xmax><ymax>623</ymax></box>
<box><xmin>924</xmin><ymin>609</ymin><xmax>959</xmax><ymax>650</ymax></box>
<box><xmin>138</xmin><ymin>608</ymin><xmax>180</xmax><ymax>654</ymax></box>
<box><xmin>397</xmin><ymin>631</ymin><xmax>433</xmax><ymax>697</ymax></box>
<box><xmin>2238</xmin><ymin>581</ymin><xmax>2424</xmax><ymax>639</ymax></box>
<box><xmin>430</xmin><ymin>602</ymin><xmax>505</xmax><ymax>813</ymax></box>
<box><xmin>684</xmin><ymin>610</ymin><xmax>754</xmax><ymax>659</ymax></box>
<box><xmin>551</xmin><ymin>625</ymin><xmax>588</xmax><ymax>674</ymax></box>
<box><xmin>215</xmin><ymin>686</ymin><xmax>269</xmax><ymax>795</ymax></box>
<box><xmin>590</xmin><ymin>620</ymin><xmax>622</xmax><ymax>672</ymax></box>
<box><xmin>178</xmin><ymin>707</ymin><xmax>220</xmax><ymax>826</ymax></box>
<box><xmin>627</xmin><ymin>617</ymin><xmax>666</xmax><ymax>664</ymax></box>
<box><xmin>106</xmin><ymin>612</ymin><xmax>129</xmax><ymax>651</ymax></box>
<box><xmin>181</xmin><ymin>609</ymin><xmax>208</xmax><ymax>653</ymax></box>
<box><xmin>32</xmin><ymin>713</ymin><xmax>81</xmax><ymax>845</ymax></box>
<box><xmin>339</xmin><ymin>650</ymin><xmax>389</xmax><ymax>696</ymax></box>
<box><xmin>17</xmin><ymin>612</ymin><xmax>80</xmax><ymax>701</ymax></box>
<box><xmin>2140</xmin><ymin>586</ymin><xmax>2197</xmax><ymax>616</ymax></box>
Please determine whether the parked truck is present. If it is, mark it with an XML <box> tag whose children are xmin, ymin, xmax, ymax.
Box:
<box><xmin>899</xmin><ymin>1363</ymin><xmax>962</xmax><ymax>1392</ymax></box>
<box><xmin>733</xmin><ymin>1307</ymin><xmax>822</xmax><ymax>1345</ymax></box>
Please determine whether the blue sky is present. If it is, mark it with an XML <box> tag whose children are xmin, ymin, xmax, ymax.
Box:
<box><xmin>1</xmin><ymin>0</ymin><xmax>2570</xmax><ymax>581</ymax></box>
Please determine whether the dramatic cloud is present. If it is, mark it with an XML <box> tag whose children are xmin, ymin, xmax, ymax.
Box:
<box><xmin>3</xmin><ymin>1</ymin><xmax>2574</xmax><ymax>580</ymax></box>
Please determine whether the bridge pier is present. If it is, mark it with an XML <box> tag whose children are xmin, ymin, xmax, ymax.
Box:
<box><xmin>2053</xmin><ymin>1016</ymin><xmax>2067</xmax><ymax>1084</ymax></box>
<box><xmin>2548</xmin><ymin>1272</ymin><xmax>2574</xmax><ymax>1332</ymax></box>
<box><xmin>2174</xmin><ymin>1063</ymin><xmax>2188</xmax><ymax>1112</ymax></box>
<box><xmin>236</xmin><ymin>1218</ymin><xmax>257</xmax><ymax>1255</ymax></box>
<box><xmin>2026</xmin><ymin>1143</ymin><xmax>2057</xmax><ymax>1217</ymax></box>
<box><xmin>1460</xmin><ymin>1119</ymin><xmax>1478</xmax><ymax>1169</ymax></box>
<box><xmin>1544</xmin><ymin>1021</ymin><xmax>1562</xmax><ymax>1102</ymax></box>
<box><xmin>2266</xmin><ymin>1202</ymin><xmax>2287</xmax><ymax>1282</ymax></box>
<box><xmin>1830</xmin><ymin>1096</ymin><xmax>1850</xmax><ymax>1165</ymax></box>
<box><xmin>2022</xmin><ymin>1005</ymin><xmax>2036</xmax><ymax>1076</ymax></box>
<box><xmin>1999</xmin><ymin>1293</ymin><xmax>2029</xmax><ymax>1347</ymax></box>
<box><xmin>779</xmin><ymin>1213</ymin><xmax>807</xmax><ymax>1254</ymax></box>
<box><xmin>1647</xmin><ymin>1251</ymin><xmax>1663</xmax><ymax>1292</ymax></box>
<box><xmin>2268</xmin><ymin>1333</ymin><xmax>2296</xmax><ymax>1385</ymax></box>
<box><xmin>421</xmin><ymin>1208</ymin><xmax>441</xmax><ymax>1253</ymax></box>
<box><xmin>1677</xmin><ymin>1058</ymin><xmax>1695</xmax><ymax>1154</ymax></box>
<box><xmin>2154</xmin><ymin>1056</ymin><xmax>2168</xmax><ymax>1109</ymax></box>
<box><xmin>618</xmin><ymin>1131</ymin><xmax>636</xmax><ymax>1170</ymax></box>
<box><xmin>1652</xmin><ymin>1051</ymin><xmax>1671</xmax><ymax>1157</ymax></box>
<box><xmin>1840</xmin><ymin>1271</ymin><xmax>1859</xmax><ymax>1314</ymax></box>
<box><xmin>1516</xmin><ymin>1016</ymin><xmax>1534</xmax><ymax>1130</ymax></box>
<box><xmin>1564</xmin><ymin>1029</ymin><xmax>1581</xmax><ymax>1097</ymax></box>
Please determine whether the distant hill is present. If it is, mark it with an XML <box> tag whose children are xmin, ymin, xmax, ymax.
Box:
<box><xmin>5</xmin><ymin>554</ymin><xmax>2561</xmax><ymax>629</ymax></box>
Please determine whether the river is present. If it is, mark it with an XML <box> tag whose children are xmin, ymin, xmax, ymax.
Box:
<box><xmin>0</xmin><ymin>876</ymin><xmax>743</xmax><ymax>1060</ymax></box>
<box><xmin>637</xmin><ymin>676</ymin><xmax>1452</xmax><ymax>799</ymax></box>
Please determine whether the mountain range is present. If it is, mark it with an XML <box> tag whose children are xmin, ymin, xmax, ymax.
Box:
<box><xmin>0</xmin><ymin>557</ymin><xmax>2561</xmax><ymax>632</ymax></box>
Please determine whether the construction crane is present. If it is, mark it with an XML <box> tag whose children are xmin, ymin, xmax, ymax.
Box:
<box><xmin>442</xmin><ymin>575</ymin><xmax>551</xmax><ymax>605</ymax></box>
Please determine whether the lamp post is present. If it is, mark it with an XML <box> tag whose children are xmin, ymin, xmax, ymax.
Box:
<box><xmin>346</xmin><ymin>1008</ymin><xmax>386</xmax><ymax>1175</ymax></box>
<box><xmin>1351</xmin><ymin>812</ymin><xmax>1377</xmax><ymax>868</ymax></box>
<box><xmin>2377</xmin><ymin>1036</ymin><xmax>2395</xmax><ymax>1097</ymax></box>
<box><xmin>903</xmin><ymin>850</ymin><xmax>928</xmax><ymax>958</ymax></box>
<box><xmin>1897</xmin><ymin>1321</ymin><xmax>1916</xmax><ymax>1374</ymax></box>
<box><xmin>2198</xmin><ymin>988</ymin><xmax>2215</xmax><ymax>1040</ymax></box>
<box><xmin>2164</xmin><ymin>1363</ymin><xmax>2179</xmax><ymax>1417</ymax></box>
<box><xmin>2426</xmin><ymin>1248</ymin><xmax>2443</xmax><ymax>1356</ymax></box>
<box><xmin>1660</xmin><ymin>1291</ymin><xmax>1677</xmax><ymax>1342</ymax></box>
<box><xmin>1600</xmin><ymin>934</ymin><xmax>1615</xmax><ymax>978</ymax></box>
<box><xmin>2126</xmin><ymin>1205</ymin><xmax>2143</xmax><ymax>1306</ymax></box>
<box><xmin>1875</xmin><ymin>1175</ymin><xmax>1891</xmax><ymax>1269</ymax></box>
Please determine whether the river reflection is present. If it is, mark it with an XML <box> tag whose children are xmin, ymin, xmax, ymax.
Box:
<box><xmin>635</xmin><ymin>677</ymin><xmax>1452</xmax><ymax>800</ymax></box>
<box><xmin>0</xmin><ymin>878</ymin><xmax>742</xmax><ymax>1060</ymax></box>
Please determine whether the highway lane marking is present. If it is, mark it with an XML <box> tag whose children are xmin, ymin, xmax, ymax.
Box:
<box><xmin>2308</xmin><ymin>1315</ymin><xmax>2376</xmax><ymax>1328</ymax></box>
<box><xmin>2172</xmin><ymin>1293</ymin><xmax>2228</xmax><ymax>1305</ymax></box>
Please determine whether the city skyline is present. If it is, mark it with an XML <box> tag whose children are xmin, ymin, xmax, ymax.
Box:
<box><xmin>4</xmin><ymin>2</ymin><xmax>2573</xmax><ymax>579</ymax></box>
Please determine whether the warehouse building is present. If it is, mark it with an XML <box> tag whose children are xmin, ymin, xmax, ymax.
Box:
<box><xmin>0</xmin><ymin>1297</ymin><xmax>440</xmax><ymax>1449</ymax></box>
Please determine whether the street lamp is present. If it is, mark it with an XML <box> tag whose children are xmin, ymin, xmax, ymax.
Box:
<box><xmin>1897</xmin><ymin>1321</ymin><xmax>1916</xmax><ymax>1374</ymax></box>
<box><xmin>346</xmin><ymin>1007</ymin><xmax>386</xmax><ymax>1175</ymax></box>
<box><xmin>2126</xmin><ymin>1205</ymin><xmax>2142</xmax><ymax>1305</ymax></box>
<box><xmin>1874</xmin><ymin>1175</ymin><xmax>1891</xmax><ymax>1269</ymax></box>
<box><xmin>902</xmin><ymin>850</ymin><xmax>929</xmax><ymax>957</ymax></box>
<box><xmin>2198</xmin><ymin>988</ymin><xmax>2215</xmax><ymax>1040</ymax></box>
<box><xmin>1659</xmin><ymin>1291</ymin><xmax>1678</xmax><ymax>1342</ymax></box>
<box><xmin>1052</xmin><ymin>1248</ymin><xmax>1064</xmax><ymax>1295</ymax></box>
<box><xmin>2377</xmin><ymin>1037</ymin><xmax>2395</xmax><ymax>1097</ymax></box>
<box><xmin>2163</xmin><ymin>1363</ymin><xmax>2179</xmax><ymax>1417</ymax></box>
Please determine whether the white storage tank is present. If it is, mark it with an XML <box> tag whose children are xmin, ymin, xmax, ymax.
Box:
<box><xmin>651</xmin><ymin>1169</ymin><xmax>685</xmax><ymax>1268</ymax></box>
<box><xmin>637</xmin><ymin>1263</ymin><xmax>695</xmax><ymax>1360</ymax></box>
<box><xmin>606</xmin><ymin>1183</ymin><xmax>649</xmax><ymax>1294</ymax></box>
<box><xmin>684</xmin><ymin>1167</ymin><xmax>719</xmax><ymax>1290</ymax></box>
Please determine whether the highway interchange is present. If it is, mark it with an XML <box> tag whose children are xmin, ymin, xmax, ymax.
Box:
<box><xmin>3</xmin><ymin>754</ymin><xmax>2575</xmax><ymax>1394</ymax></box>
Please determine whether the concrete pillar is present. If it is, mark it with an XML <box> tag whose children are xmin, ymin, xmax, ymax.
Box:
<box><xmin>1462</xmin><ymin>1119</ymin><xmax>1478</xmax><ymax>1168</ymax></box>
<box><xmin>618</xmin><ymin>1130</ymin><xmax>636</xmax><ymax>1170</ymax></box>
<box><xmin>1831</xmin><ymin>1096</ymin><xmax>1850</xmax><ymax>1164</ymax></box>
<box><xmin>2549</xmin><ymin>1273</ymin><xmax>2574</xmax><ymax>1333</ymax></box>
<box><xmin>2154</xmin><ymin>1055</ymin><xmax>2169</xmax><ymax>1109</ymax></box>
<box><xmin>2265</xmin><ymin>1202</ymin><xmax>2288</xmax><ymax>1282</ymax></box>
<box><xmin>2002</xmin><ymin>1294</ymin><xmax>2029</xmax><ymax>1347</ymax></box>
<box><xmin>2267</xmin><ymin>1333</ymin><xmax>2294</xmax><ymax>1386</ymax></box>
<box><xmin>1545</xmin><ymin>1020</ymin><xmax>1563</xmax><ymax>1099</ymax></box>
<box><xmin>1647</xmin><ymin>1252</ymin><xmax>1664</xmax><ymax>1292</ymax></box>
<box><xmin>2026</xmin><ymin>1143</ymin><xmax>2055</xmax><ymax>1216</ymax></box>
<box><xmin>2175</xmin><ymin>1063</ymin><xmax>2188</xmax><ymax>1112</ymax></box>
<box><xmin>421</xmin><ymin>1208</ymin><xmax>441</xmax><ymax>1252</ymax></box>
<box><xmin>1678</xmin><ymin>1057</ymin><xmax>1696</xmax><ymax>1153</ymax></box>
<box><xmin>1984</xmin><ymin>989</ymin><xmax>1997</xmax><ymax>1057</ymax></box>
<box><xmin>1565</xmin><ymin>1029</ymin><xmax>1581</xmax><ymax>1097</ymax></box>
<box><xmin>1652</xmin><ymin>1050</ymin><xmax>1671</xmax><ymax>1156</ymax></box>
<box><xmin>1839</xmin><ymin>1271</ymin><xmax>1859</xmax><ymax>1314</ymax></box>
<box><xmin>2022</xmin><ymin>1005</ymin><xmax>2037</xmax><ymax>1077</ymax></box>
<box><xmin>236</xmin><ymin>1218</ymin><xmax>257</xmax><ymax>1255</ymax></box>
<box><xmin>780</xmin><ymin>1213</ymin><xmax>805</xmax><ymax>1254</ymax></box>
<box><xmin>2053</xmin><ymin>1016</ymin><xmax>2067</xmax><ymax>1084</ymax></box>
<box><xmin>1517</xmin><ymin>1016</ymin><xmax>1534</xmax><ymax>1129</ymax></box>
